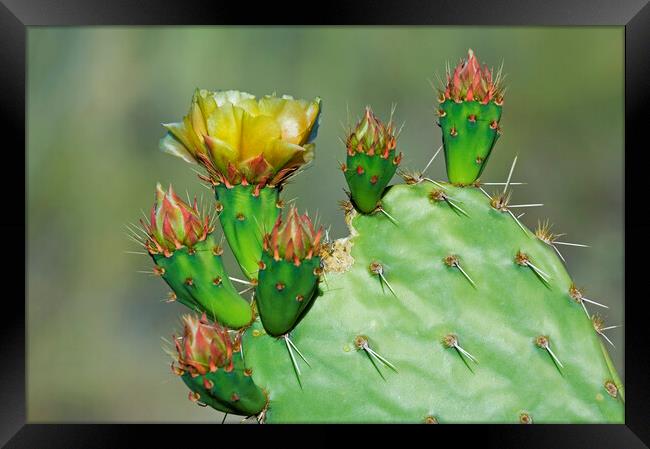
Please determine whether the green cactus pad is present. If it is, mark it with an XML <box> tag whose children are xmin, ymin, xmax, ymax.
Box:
<box><xmin>255</xmin><ymin>253</ymin><xmax>321</xmax><ymax>337</ymax></box>
<box><xmin>152</xmin><ymin>234</ymin><xmax>253</xmax><ymax>329</ymax></box>
<box><xmin>181</xmin><ymin>356</ymin><xmax>267</xmax><ymax>416</ymax></box>
<box><xmin>439</xmin><ymin>100</ymin><xmax>502</xmax><ymax>185</ymax></box>
<box><xmin>215</xmin><ymin>184</ymin><xmax>280</xmax><ymax>279</ymax></box>
<box><xmin>241</xmin><ymin>182</ymin><xmax>624</xmax><ymax>423</ymax></box>
<box><xmin>344</xmin><ymin>152</ymin><xmax>399</xmax><ymax>213</ymax></box>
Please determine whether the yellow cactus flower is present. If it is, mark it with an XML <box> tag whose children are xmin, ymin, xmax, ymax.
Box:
<box><xmin>160</xmin><ymin>89</ymin><xmax>321</xmax><ymax>187</ymax></box>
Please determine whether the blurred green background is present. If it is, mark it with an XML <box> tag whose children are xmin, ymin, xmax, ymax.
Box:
<box><xmin>27</xmin><ymin>27</ymin><xmax>624</xmax><ymax>422</ymax></box>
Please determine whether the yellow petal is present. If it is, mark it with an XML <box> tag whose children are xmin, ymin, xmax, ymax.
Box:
<box><xmin>190</xmin><ymin>95</ymin><xmax>208</xmax><ymax>141</ymax></box>
<box><xmin>162</xmin><ymin>121</ymin><xmax>193</xmax><ymax>150</ymax></box>
<box><xmin>204</xmin><ymin>135</ymin><xmax>239</xmax><ymax>175</ymax></box>
<box><xmin>240</xmin><ymin>113</ymin><xmax>282</xmax><ymax>161</ymax></box>
<box><xmin>159</xmin><ymin>132</ymin><xmax>197</xmax><ymax>164</ymax></box>
<box><xmin>258</xmin><ymin>96</ymin><xmax>309</xmax><ymax>145</ymax></box>
<box><xmin>212</xmin><ymin>90</ymin><xmax>256</xmax><ymax>107</ymax></box>
<box><xmin>304</xmin><ymin>98</ymin><xmax>321</xmax><ymax>143</ymax></box>
<box><xmin>234</xmin><ymin>98</ymin><xmax>260</xmax><ymax>117</ymax></box>
<box><xmin>263</xmin><ymin>140</ymin><xmax>304</xmax><ymax>169</ymax></box>
<box><xmin>205</xmin><ymin>102</ymin><xmax>245</xmax><ymax>151</ymax></box>
<box><xmin>196</xmin><ymin>89</ymin><xmax>217</xmax><ymax>123</ymax></box>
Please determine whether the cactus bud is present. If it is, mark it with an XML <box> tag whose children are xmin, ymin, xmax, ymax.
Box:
<box><xmin>437</xmin><ymin>49</ymin><xmax>505</xmax><ymax>185</ymax></box>
<box><xmin>174</xmin><ymin>313</ymin><xmax>234</xmax><ymax>376</ymax></box>
<box><xmin>145</xmin><ymin>183</ymin><xmax>210</xmax><ymax>257</ymax></box>
<box><xmin>264</xmin><ymin>207</ymin><xmax>323</xmax><ymax>265</ymax></box>
<box><xmin>343</xmin><ymin>107</ymin><xmax>401</xmax><ymax>213</ymax></box>
<box><xmin>172</xmin><ymin>314</ymin><xmax>267</xmax><ymax>416</ymax></box>
<box><xmin>143</xmin><ymin>184</ymin><xmax>254</xmax><ymax>329</ymax></box>
<box><xmin>442</xmin><ymin>49</ymin><xmax>504</xmax><ymax>104</ymax></box>
<box><xmin>256</xmin><ymin>207</ymin><xmax>323</xmax><ymax>337</ymax></box>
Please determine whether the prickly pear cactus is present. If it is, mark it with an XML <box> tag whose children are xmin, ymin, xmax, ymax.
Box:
<box><xmin>135</xmin><ymin>49</ymin><xmax>624</xmax><ymax>423</ymax></box>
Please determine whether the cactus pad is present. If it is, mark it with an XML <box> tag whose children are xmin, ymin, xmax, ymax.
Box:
<box><xmin>438</xmin><ymin>100</ymin><xmax>502</xmax><ymax>185</ymax></box>
<box><xmin>153</xmin><ymin>235</ymin><xmax>253</xmax><ymax>329</ymax></box>
<box><xmin>241</xmin><ymin>183</ymin><xmax>624</xmax><ymax>423</ymax></box>
<box><xmin>214</xmin><ymin>184</ymin><xmax>280</xmax><ymax>279</ymax></box>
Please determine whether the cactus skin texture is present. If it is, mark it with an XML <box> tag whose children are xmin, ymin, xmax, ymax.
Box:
<box><xmin>241</xmin><ymin>183</ymin><xmax>624</xmax><ymax>423</ymax></box>
<box><xmin>343</xmin><ymin>107</ymin><xmax>401</xmax><ymax>213</ymax></box>
<box><xmin>439</xmin><ymin>100</ymin><xmax>502</xmax><ymax>185</ymax></box>
<box><xmin>214</xmin><ymin>184</ymin><xmax>280</xmax><ymax>279</ymax></box>
<box><xmin>181</xmin><ymin>356</ymin><xmax>267</xmax><ymax>416</ymax></box>
<box><xmin>153</xmin><ymin>235</ymin><xmax>253</xmax><ymax>329</ymax></box>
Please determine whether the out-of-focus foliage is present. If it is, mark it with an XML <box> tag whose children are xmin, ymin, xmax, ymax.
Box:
<box><xmin>27</xmin><ymin>27</ymin><xmax>623</xmax><ymax>422</ymax></box>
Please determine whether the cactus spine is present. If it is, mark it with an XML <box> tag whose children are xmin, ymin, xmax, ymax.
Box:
<box><xmin>135</xmin><ymin>50</ymin><xmax>623</xmax><ymax>423</ymax></box>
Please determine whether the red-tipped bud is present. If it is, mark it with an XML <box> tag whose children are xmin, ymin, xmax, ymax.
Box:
<box><xmin>346</xmin><ymin>107</ymin><xmax>397</xmax><ymax>158</ymax></box>
<box><xmin>264</xmin><ymin>206</ymin><xmax>322</xmax><ymax>263</ymax></box>
<box><xmin>145</xmin><ymin>183</ymin><xmax>210</xmax><ymax>256</ymax></box>
<box><xmin>173</xmin><ymin>313</ymin><xmax>234</xmax><ymax>376</ymax></box>
<box><xmin>442</xmin><ymin>49</ymin><xmax>505</xmax><ymax>104</ymax></box>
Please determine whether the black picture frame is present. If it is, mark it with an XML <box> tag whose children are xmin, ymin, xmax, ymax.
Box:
<box><xmin>3</xmin><ymin>0</ymin><xmax>649</xmax><ymax>446</ymax></box>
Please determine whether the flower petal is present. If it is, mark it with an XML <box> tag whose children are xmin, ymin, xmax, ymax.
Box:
<box><xmin>240</xmin><ymin>113</ymin><xmax>282</xmax><ymax>161</ymax></box>
<box><xmin>263</xmin><ymin>140</ymin><xmax>304</xmax><ymax>170</ymax></box>
<box><xmin>204</xmin><ymin>135</ymin><xmax>240</xmax><ymax>175</ymax></box>
<box><xmin>159</xmin><ymin>132</ymin><xmax>197</xmax><ymax>164</ymax></box>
